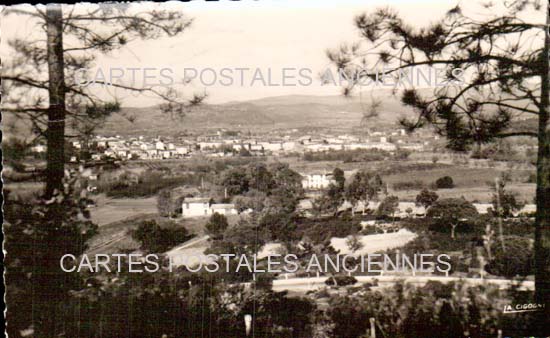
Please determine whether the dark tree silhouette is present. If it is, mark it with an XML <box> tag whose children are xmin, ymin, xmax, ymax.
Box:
<box><xmin>327</xmin><ymin>0</ymin><xmax>550</xmax><ymax>306</ymax></box>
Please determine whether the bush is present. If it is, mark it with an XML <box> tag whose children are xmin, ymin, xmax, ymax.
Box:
<box><xmin>325</xmin><ymin>275</ymin><xmax>357</xmax><ymax>287</ymax></box>
<box><xmin>326</xmin><ymin>281</ymin><xmax>539</xmax><ymax>338</ymax></box>
<box><xmin>297</xmin><ymin>217</ymin><xmax>362</xmax><ymax>244</ymax></box>
<box><xmin>434</xmin><ymin>176</ymin><xmax>454</xmax><ymax>189</ymax></box>
<box><xmin>416</xmin><ymin>188</ymin><xmax>439</xmax><ymax>209</ymax></box>
<box><xmin>132</xmin><ymin>220</ymin><xmax>193</xmax><ymax>253</ymax></box>
<box><xmin>205</xmin><ymin>212</ymin><xmax>229</xmax><ymax>239</ymax></box>
<box><xmin>360</xmin><ymin>225</ymin><xmax>382</xmax><ymax>235</ymax></box>
<box><xmin>485</xmin><ymin>235</ymin><xmax>534</xmax><ymax>278</ymax></box>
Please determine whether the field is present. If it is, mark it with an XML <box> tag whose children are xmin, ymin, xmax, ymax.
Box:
<box><xmin>284</xmin><ymin>156</ymin><xmax>535</xmax><ymax>203</ymax></box>
<box><xmin>90</xmin><ymin>194</ymin><xmax>158</xmax><ymax>226</ymax></box>
<box><xmin>383</xmin><ymin>166</ymin><xmax>535</xmax><ymax>203</ymax></box>
<box><xmin>87</xmin><ymin>199</ymin><xmax>242</xmax><ymax>255</ymax></box>
<box><xmin>330</xmin><ymin>229</ymin><xmax>417</xmax><ymax>256</ymax></box>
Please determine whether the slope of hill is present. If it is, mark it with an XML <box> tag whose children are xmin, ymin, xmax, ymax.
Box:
<box><xmin>5</xmin><ymin>88</ymin><xmax>536</xmax><ymax>139</ymax></box>
<box><xmin>99</xmin><ymin>90</ymin><xmax>414</xmax><ymax>136</ymax></box>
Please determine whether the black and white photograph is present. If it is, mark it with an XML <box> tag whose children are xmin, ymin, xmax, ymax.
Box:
<box><xmin>2</xmin><ymin>0</ymin><xmax>550</xmax><ymax>337</ymax></box>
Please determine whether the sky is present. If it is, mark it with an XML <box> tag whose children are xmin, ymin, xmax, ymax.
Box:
<box><xmin>92</xmin><ymin>0</ymin><xmax>455</xmax><ymax>105</ymax></box>
<box><xmin>3</xmin><ymin>0</ymin><xmax>537</xmax><ymax>106</ymax></box>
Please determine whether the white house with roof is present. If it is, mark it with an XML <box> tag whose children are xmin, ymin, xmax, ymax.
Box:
<box><xmin>181</xmin><ymin>197</ymin><xmax>238</xmax><ymax>218</ymax></box>
<box><xmin>210</xmin><ymin>203</ymin><xmax>239</xmax><ymax>216</ymax></box>
<box><xmin>301</xmin><ymin>172</ymin><xmax>334</xmax><ymax>190</ymax></box>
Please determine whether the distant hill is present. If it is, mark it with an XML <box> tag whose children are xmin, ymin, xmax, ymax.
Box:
<box><xmin>7</xmin><ymin>88</ymin><xmax>534</xmax><ymax>139</ymax></box>
<box><xmin>99</xmin><ymin>90</ymin><xmax>416</xmax><ymax>136</ymax></box>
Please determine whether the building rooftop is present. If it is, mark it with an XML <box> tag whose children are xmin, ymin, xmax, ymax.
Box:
<box><xmin>183</xmin><ymin>197</ymin><xmax>211</xmax><ymax>203</ymax></box>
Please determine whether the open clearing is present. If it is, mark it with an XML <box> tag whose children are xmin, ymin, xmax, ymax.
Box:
<box><xmin>331</xmin><ymin>229</ymin><xmax>417</xmax><ymax>256</ymax></box>
<box><xmin>90</xmin><ymin>194</ymin><xmax>158</xmax><ymax>226</ymax></box>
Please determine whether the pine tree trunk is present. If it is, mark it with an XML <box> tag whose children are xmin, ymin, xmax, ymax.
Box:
<box><xmin>35</xmin><ymin>5</ymin><xmax>66</xmax><ymax>337</ymax></box>
<box><xmin>534</xmin><ymin>0</ymin><xmax>550</xmax><ymax>314</ymax></box>
<box><xmin>45</xmin><ymin>4</ymin><xmax>66</xmax><ymax>198</ymax></box>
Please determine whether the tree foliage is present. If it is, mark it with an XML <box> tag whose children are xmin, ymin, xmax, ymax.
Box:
<box><xmin>491</xmin><ymin>173</ymin><xmax>526</xmax><ymax>217</ymax></box>
<box><xmin>326</xmin><ymin>281</ymin><xmax>531</xmax><ymax>338</ymax></box>
<box><xmin>131</xmin><ymin>220</ymin><xmax>192</xmax><ymax>253</ymax></box>
<box><xmin>416</xmin><ymin>188</ymin><xmax>439</xmax><ymax>209</ymax></box>
<box><xmin>485</xmin><ymin>235</ymin><xmax>534</xmax><ymax>278</ymax></box>
<box><xmin>376</xmin><ymin>195</ymin><xmax>399</xmax><ymax>218</ymax></box>
<box><xmin>157</xmin><ymin>188</ymin><xmax>174</xmax><ymax>217</ymax></box>
<box><xmin>427</xmin><ymin>198</ymin><xmax>479</xmax><ymax>239</ymax></box>
<box><xmin>435</xmin><ymin>176</ymin><xmax>455</xmax><ymax>189</ymax></box>
<box><xmin>4</xmin><ymin>172</ymin><xmax>98</xmax><ymax>337</ymax></box>
<box><xmin>205</xmin><ymin>212</ymin><xmax>229</xmax><ymax>239</ymax></box>
<box><xmin>2</xmin><ymin>4</ymin><xmax>205</xmax><ymax>196</ymax></box>
<box><xmin>345</xmin><ymin>170</ymin><xmax>383</xmax><ymax>212</ymax></box>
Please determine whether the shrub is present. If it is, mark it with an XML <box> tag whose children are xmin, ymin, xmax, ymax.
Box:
<box><xmin>361</xmin><ymin>225</ymin><xmax>382</xmax><ymax>235</ymax></box>
<box><xmin>326</xmin><ymin>281</ymin><xmax>535</xmax><ymax>338</ymax></box>
<box><xmin>434</xmin><ymin>176</ymin><xmax>454</xmax><ymax>189</ymax></box>
<box><xmin>132</xmin><ymin>220</ymin><xmax>193</xmax><ymax>253</ymax></box>
<box><xmin>415</xmin><ymin>189</ymin><xmax>439</xmax><ymax>209</ymax></box>
<box><xmin>205</xmin><ymin>212</ymin><xmax>229</xmax><ymax>239</ymax></box>
<box><xmin>325</xmin><ymin>275</ymin><xmax>358</xmax><ymax>287</ymax></box>
<box><xmin>485</xmin><ymin>235</ymin><xmax>534</xmax><ymax>278</ymax></box>
<box><xmin>297</xmin><ymin>217</ymin><xmax>362</xmax><ymax>244</ymax></box>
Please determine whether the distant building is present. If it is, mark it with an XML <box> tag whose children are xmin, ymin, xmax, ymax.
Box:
<box><xmin>182</xmin><ymin>198</ymin><xmax>211</xmax><ymax>217</ymax></box>
<box><xmin>211</xmin><ymin>204</ymin><xmax>239</xmax><ymax>216</ymax></box>
<box><xmin>181</xmin><ymin>197</ymin><xmax>238</xmax><ymax>218</ymax></box>
<box><xmin>155</xmin><ymin>141</ymin><xmax>165</xmax><ymax>151</ymax></box>
<box><xmin>301</xmin><ymin>172</ymin><xmax>334</xmax><ymax>190</ymax></box>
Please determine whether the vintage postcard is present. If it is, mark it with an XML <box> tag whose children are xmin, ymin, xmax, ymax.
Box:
<box><xmin>2</xmin><ymin>0</ymin><xmax>549</xmax><ymax>337</ymax></box>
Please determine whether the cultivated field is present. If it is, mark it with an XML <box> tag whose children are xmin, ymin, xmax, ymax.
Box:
<box><xmin>90</xmin><ymin>194</ymin><xmax>158</xmax><ymax>226</ymax></box>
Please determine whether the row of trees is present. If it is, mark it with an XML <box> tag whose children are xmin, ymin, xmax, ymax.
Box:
<box><xmin>314</xmin><ymin>168</ymin><xmax>385</xmax><ymax>216</ymax></box>
<box><xmin>221</xmin><ymin>162</ymin><xmax>305</xmax><ymax>216</ymax></box>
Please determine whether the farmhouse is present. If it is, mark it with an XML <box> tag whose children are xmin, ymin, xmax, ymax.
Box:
<box><xmin>181</xmin><ymin>197</ymin><xmax>238</xmax><ymax>218</ymax></box>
